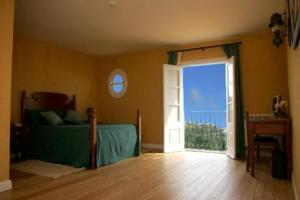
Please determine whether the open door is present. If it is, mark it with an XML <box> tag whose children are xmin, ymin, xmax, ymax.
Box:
<box><xmin>226</xmin><ymin>57</ymin><xmax>236</xmax><ymax>159</ymax></box>
<box><xmin>163</xmin><ymin>64</ymin><xmax>185</xmax><ymax>153</ymax></box>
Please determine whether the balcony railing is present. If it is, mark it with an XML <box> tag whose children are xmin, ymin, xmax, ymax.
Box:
<box><xmin>185</xmin><ymin>111</ymin><xmax>227</xmax><ymax>151</ymax></box>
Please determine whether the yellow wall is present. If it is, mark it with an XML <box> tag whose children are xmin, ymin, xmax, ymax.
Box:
<box><xmin>0</xmin><ymin>0</ymin><xmax>15</xmax><ymax>182</ymax></box>
<box><xmin>96</xmin><ymin>51</ymin><xmax>166</xmax><ymax>144</ymax></box>
<box><xmin>96</xmin><ymin>32</ymin><xmax>288</xmax><ymax>145</ymax></box>
<box><xmin>286</xmin><ymin>44</ymin><xmax>300</xmax><ymax>197</ymax></box>
<box><xmin>11</xmin><ymin>36</ymin><xmax>99</xmax><ymax>122</ymax></box>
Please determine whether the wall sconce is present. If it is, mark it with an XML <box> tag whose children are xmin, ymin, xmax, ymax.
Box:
<box><xmin>268</xmin><ymin>13</ymin><xmax>285</xmax><ymax>47</ymax></box>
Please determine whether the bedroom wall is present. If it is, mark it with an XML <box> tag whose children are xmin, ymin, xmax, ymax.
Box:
<box><xmin>0</xmin><ymin>0</ymin><xmax>15</xmax><ymax>184</ymax></box>
<box><xmin>96</xmin><ymin>32</ymin><xmax>288</xmax><ymax>145</ymax></box>
<box><xmin>286</xmin><ymin>44</ymin><xmax>300</xmax><ymax>198</ymax></box>
<box><xmin>96</xmin><ymin>50</ymin><xmax>166</xmax><ymax>145</ymax></box>
<box><xmin>11</xmin><ymin>36</ymin><xmax>99</xmax><ymax>122</ymax></box>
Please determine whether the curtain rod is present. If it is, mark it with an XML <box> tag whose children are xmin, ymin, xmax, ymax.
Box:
<box><xmin>167</xmin><ymin>41</ymin><xmax>242</xmax><ymax>54</ymax></box>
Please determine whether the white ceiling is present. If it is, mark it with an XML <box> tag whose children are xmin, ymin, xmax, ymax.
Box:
<box><xmin>15</xmin><ymin>0</ymin><xmax>285</xmax><ymax>56</ymax></box>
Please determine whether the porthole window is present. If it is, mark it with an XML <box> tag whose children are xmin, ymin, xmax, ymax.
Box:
<box><xmin>108</xmin><ymin>69</ymin><xmax>127</xmax><ymax>98</ymax></box>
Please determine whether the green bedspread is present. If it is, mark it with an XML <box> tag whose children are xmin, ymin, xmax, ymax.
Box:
<box><xmin>96</xmin><ymin>124</ymin><xmax>138</xmax><ymax>167</ymax></box>
<box><xmin>29</xmin><ymin>124</ymin><xmax>138</xmax><ymax>168</ymax></box>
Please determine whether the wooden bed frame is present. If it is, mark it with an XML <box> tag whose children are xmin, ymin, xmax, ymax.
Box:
<box><xmin>21</xmin><ymin>91</ymin><xmax>142</xmax><ymax>169</ymax></box>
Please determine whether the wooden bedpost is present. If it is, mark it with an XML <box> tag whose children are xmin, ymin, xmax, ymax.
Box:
<box><xmin>71</xmin><ymin>95</ymin><xmax>77</xmax><ymax>110</ymax></box>
<box><xmin>137</xmin><ymin>109</ymin><xmax>142</xmax><ymax>156</ymax></box>
<box><xmin>89</xmin><ymin>108</ymin><xmax>97</xmax><ymax>169</ymax></box>
<box><xmin>21</xmin><ymin>91</ymin><xmax>26</xmax><ymax>124</ymax></box>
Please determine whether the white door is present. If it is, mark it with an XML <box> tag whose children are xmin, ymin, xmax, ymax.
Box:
<box><xmin>163</xmin><ymin>64</ymin><xmax>185</xmax><ymax>153</ymax></box>
<box><xmin>226</xmin><ymin>57</ymin><xmax>236</xmax><ymax>159</ymax></box>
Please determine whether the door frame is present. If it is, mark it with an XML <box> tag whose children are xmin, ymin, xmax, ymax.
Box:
<box><xmin>179</xmin><ymin>57</ymin><xmax>228</xmax><ymax>67</ymax></box>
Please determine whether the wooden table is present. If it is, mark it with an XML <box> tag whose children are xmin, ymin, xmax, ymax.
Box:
<box><xmin>247</xmin><ymin>116</ymin><xmax>292</xmax><ymax>178</ymax></box>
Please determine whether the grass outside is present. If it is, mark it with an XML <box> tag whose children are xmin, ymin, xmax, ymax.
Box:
<box><xmin>185</xmin><ymin>123</ymin><xmax>227</xmax><ymax>151</ymax></box>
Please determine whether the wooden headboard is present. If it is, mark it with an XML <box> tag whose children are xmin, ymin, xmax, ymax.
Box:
<box><xmin>21</xmin><ymin>91</ymin><xmax>76</xmax><ymax>124</ymax></box>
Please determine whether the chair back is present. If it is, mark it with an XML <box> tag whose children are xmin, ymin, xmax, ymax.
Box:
<box><xmin>244</xmin><ymin>112</ymin><xmax>250</xmax><ymax>147</ymax></box>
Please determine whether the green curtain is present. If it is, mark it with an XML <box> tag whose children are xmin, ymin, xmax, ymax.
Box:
<box><xmin>168</xmin><ymin>52</ymin><xmax>178</xmax><ymax>65</ymax></box>
<box><xmin>222</xmin><ymin>44</ymin><xmax>245</xmax><ymax>159</ymax></box>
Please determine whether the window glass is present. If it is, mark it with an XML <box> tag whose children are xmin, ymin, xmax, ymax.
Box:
<box><xmin>108</xmin><ymin>69</ymin><xmax>127</xmax><ymax>98</ymax></box>
<box><xmin>113</xmin><ymin>74</ymin><xmax>123</xmax><ymax>83</ymax></box>
<box><xmin>112</xmin><ymin>74</ymin><xmax>124</xmax><ymax>93</ymax></box>
<box><xmin>113</xmin><ymin>84</ymin><xmax>123</xmax><ymax>93</ymax></box>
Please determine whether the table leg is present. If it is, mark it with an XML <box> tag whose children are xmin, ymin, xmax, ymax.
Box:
<box><xmin>251</xmin><ymin>146</ymin><xmax>255</xmax><ymax>176</ymax></box>
<box><xmin>249</xmin><ymin>123</ymin><xmax>255</xmax><ymax>177</ymax></box>
<box><xmin>286</xmin><ymin>122</ymin><xmax>292</xmax><ymax>180</ymax></box>
<box><xmin>246</xmin><ymin>146</ymin><xmax>250</xmax><ymax>172</ymax></box>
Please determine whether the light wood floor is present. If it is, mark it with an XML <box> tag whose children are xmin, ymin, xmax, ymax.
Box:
<box><xmin>0</xmin><ymin>151</ymin><xmax>294</xmax><ymax>200</ymax></box>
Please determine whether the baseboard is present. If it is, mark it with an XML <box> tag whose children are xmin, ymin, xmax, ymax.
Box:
<box><xmin>142</xmin><ymin>143</ymin><xmax>163</xmax><ymax>150</ymax></box>
<box><xmin>0</xmin><ymin>180</ymin><xmax>12</xmax><ymax>193</ymax></box>
<box><xmin>292</xmin><ymin>174</ymin><xmax>299</xmax><ymax>200</ymax></box>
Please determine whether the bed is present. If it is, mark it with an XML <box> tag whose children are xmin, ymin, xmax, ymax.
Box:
<box><xmin>21</xmin><ymin>91</ymin><xmax>141</xmax><ymax>169</ymax></box>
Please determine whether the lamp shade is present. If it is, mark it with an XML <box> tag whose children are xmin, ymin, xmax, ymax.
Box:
<box><xmin>269</xmin><ymin>13</ymin><xmax>283</xmax><ymax>28</ymax></box>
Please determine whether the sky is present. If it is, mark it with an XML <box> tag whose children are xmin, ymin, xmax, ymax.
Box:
<box><xmin>183</xmin><ymin>64</ymin><xmax>227</xmax><ymax>128</ymax></box>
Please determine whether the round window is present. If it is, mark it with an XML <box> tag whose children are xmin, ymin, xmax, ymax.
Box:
<box><xmin>108</xmin><ymin>69</ymin><xmax>127</xmax><ymax>98</ymax></box>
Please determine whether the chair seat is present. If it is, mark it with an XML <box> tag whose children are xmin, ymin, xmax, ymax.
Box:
<box><xmin>254</xmin><ymin>136</ymin><xmax>278</xmax><ymax>144</ymax></box>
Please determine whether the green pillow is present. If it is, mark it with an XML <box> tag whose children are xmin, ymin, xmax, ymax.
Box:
<box><xmin>40</xmin><ymin>111</ymin><xmax>64</xmax><ymax>125</ymax></box>
<box><xmin>64</xmin><ymin>110</ymin><xmax>83</xmax><ymax>124</ymax></box>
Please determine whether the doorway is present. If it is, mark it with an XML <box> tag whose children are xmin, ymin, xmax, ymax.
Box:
<box><xmin>163</xmin><ymin>58</ymin><xmax>236</xmax><ymax>158</ymax></box>
<box><xmin>184</xmin><ymin>63</ymin><xmax>227</xmax><ymax>152</ymax></box>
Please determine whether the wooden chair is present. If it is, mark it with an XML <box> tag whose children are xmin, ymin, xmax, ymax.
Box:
<box><xmin>245</xmin><ymin>112</ymin><xmax>279</xmax><ymax>172</ymax></box>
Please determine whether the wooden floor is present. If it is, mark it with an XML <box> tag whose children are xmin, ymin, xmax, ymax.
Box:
<box><xmin>0</xmin><ymin>151</ymin><xmax>294</xmax><ymax>200</ymax></box>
